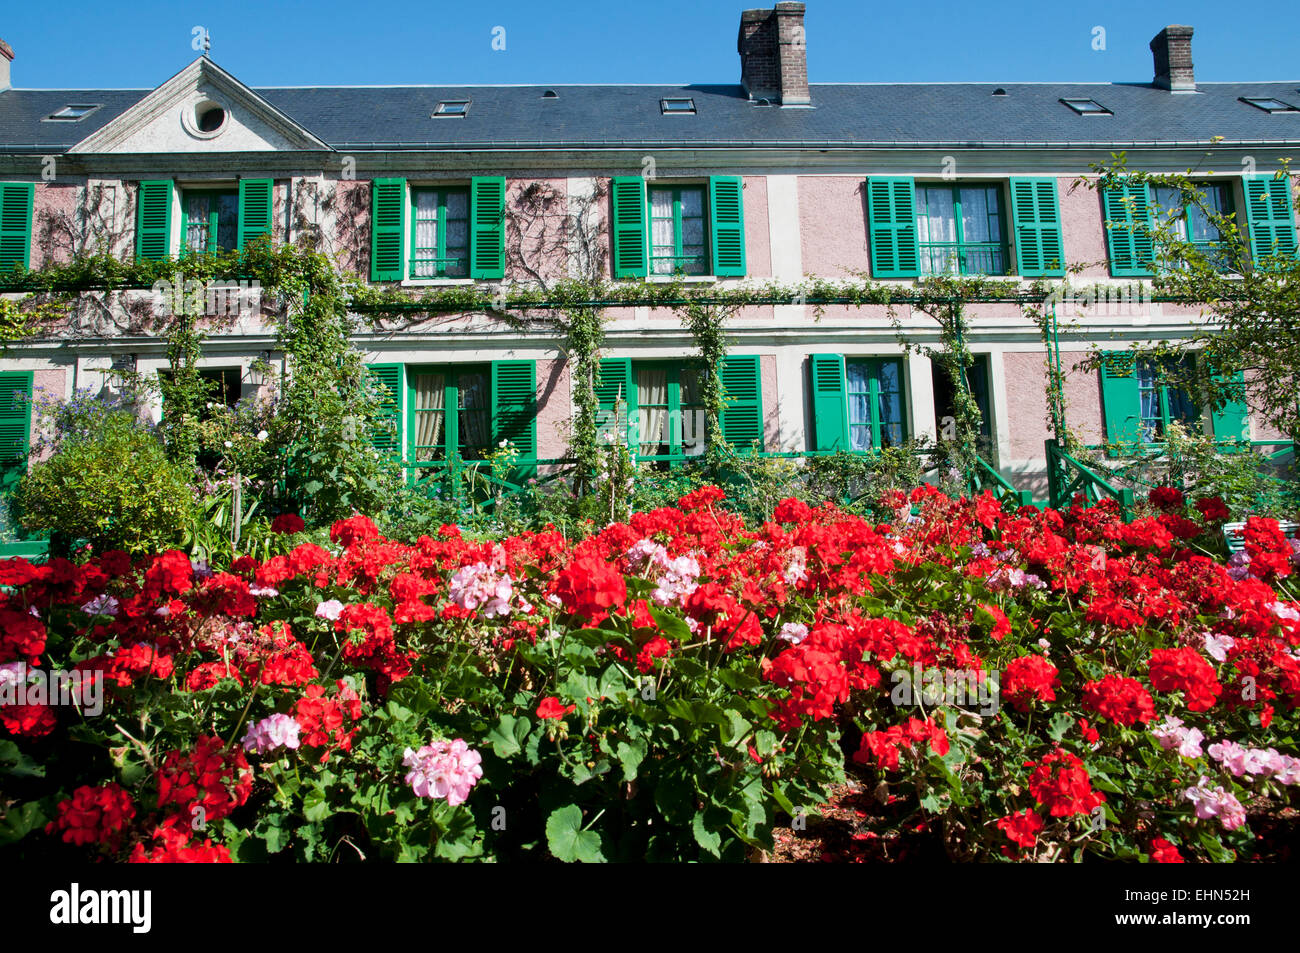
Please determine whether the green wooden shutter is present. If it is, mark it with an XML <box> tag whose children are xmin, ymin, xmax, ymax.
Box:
<box><xmin>237</xmin><ymin>178</ymin><xmax>274</xmax><ymax>251</ymax></box>
<box><xmin>0</xmin><ymin>370</ymin><xmax>32</xmax><ymax>463</ymax></box>
<box><xmin>363</xmin><ymin>363</ymin><xmax>404</xmax><ymax>457</ymax></box>
<box><xmin>0</xmin><ymin>371</ymin><xmax>33</xmax><ymax>541</ymax></box>
<box><xmin>1210</xmin><ymin>367</ymin><xmax>1250</xmax><ymax>442</ymax></box>
<box><xmin>135</xmin><ymin>180</ymin><xmax>174</xmax><ymax>262</ymax></box>
<box><xmin>470</xmin><ymin>176</ymin><xmax>506</xmax><ymax>279</ymax></box>
<box><xmin>1244</xmin><ymin>175</ymin><xmax>1298</xmax><ymax>264</ymax></box>
<box><xmin>595</xmin><ymin>358</ymin><xmax>634</xmax><ymax>446</ymax></box>
<box><xmin>720</xmin><ymin>355</ymin><xmax>763</xmax><ymax>452</ymax></box>
<box><xmin>491</xmin><ymin>360</ymin><xmax>537</xmax><ymax>478</ymax></box>
<box><xmin>611</xmin><ymin>176</ymin><xmax>648</xmax><ymax>279</ymax></box>
<box><xmin>370</xmin><ymin>178</ymin><xmax>407</xmax><ymax>282</ymax></box>
<box><xmin>866</xmin><ymin>177</ymin><xmax>920</xmax><ymax>278</ymax></box>
<box><xmin>810</xmin><ymin>354</ymin><xmax>848</xmax><ymax>452</ymax></box>
<box><xmin>1099</xmin><ymin>351</ymin><xmax>1142</xmax><ymax>453</ymax></box>
<box><xmin>1009</xmin><ymin>177</ymin><xmax>1065</xmax><ymax>277</ymax></box>
<box><xmin>0</xmin><ymin>183</ymin><xmax>34</xmax><ymax>273</ymax></box>
<box><xmin>708</xmin><ymin>175</ymin><xmax>746</xmax><ymax>276</ymax></box>
<box><xmin>1102</xmin><ymin>181</ymin><xmax>1154</xmax><ymax>277</ymax></box>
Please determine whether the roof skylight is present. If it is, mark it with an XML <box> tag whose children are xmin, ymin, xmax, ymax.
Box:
<box><xmin>1060</xmin><ymin>98</ymin><xmax>1112</xmax><ymax>116</ymax></box>
<box><xmin>1240</xmin><ymin>97</ymin><xmax>1299</xmax><ymax>114</ymax></box>
<box><xmin>43</xmin><ymin>104</ymin><xmax>101</xmax><ymax>122</ymax></box>
<box><xmin>432</xmin><ymin>100</ymin><xmax>470</xmax><ymax>117</ymax></box>
<box><xmin>660</xmin><ymin>97</ymin><xmax>696</xmax><ymax>115</ymax></box>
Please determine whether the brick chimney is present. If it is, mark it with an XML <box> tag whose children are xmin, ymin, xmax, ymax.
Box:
<box><xmin>0</xmin><ymin>39</ymin><xmax>13</xmax><ymax>92</ymax></box>
<box><xmin>738</xmin><ymin>3</ymin><xmax>810</xmax><ymax>106</ymax></box>
<box><xmin>1150</xmin><ymin>25</ymin><xmax>1195</xmax><ymax>92</ymax></box>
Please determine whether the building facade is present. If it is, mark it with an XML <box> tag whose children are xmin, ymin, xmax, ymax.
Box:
<box><xmin>1</xmin><ymin>5</ymin><xmax>1298</xmax><ymax>525</ymax></box>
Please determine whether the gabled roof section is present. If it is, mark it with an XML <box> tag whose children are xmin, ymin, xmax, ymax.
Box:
<box><xmin>67</xmin><ymin>57</ymin><xmax>331</xmax><ymax>154</ymax></box>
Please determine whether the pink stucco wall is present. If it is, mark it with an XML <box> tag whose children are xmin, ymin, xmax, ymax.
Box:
<box><xmin>798</xmin><ymin>176</ymin><xmax>870</xmax><ymax>277</ymax></box>
<box><xmin>535</xmin><ymin>357</ymin><xmax>571</xmax><ymax>462</ymax></box>
<box><xmin>1061</xmin><ymin>351</ymin><xmax>1106</xmax><ymax>447</ymax></box>
<box><xmin>333</xmin><ymin>179</ymin><xmax>370</xmax><ymax>276</ymax></box>
<box><xmin>31</xmin><ymin>182</ymin><xmax>78</xmax><ymax>268</ymax></box>
<box><xmin>506</xmin><ymin>178</ymin><xmax>568</xmax><ymax>283</ymax></box>
<box><xmin>1246</xmin><ymin>371</ymin><xmax>1287</xmax><ymax>443</ymax></box>
<box><xmin>1059</xmin><ymin>176</ymin><xmax>1110</xmax><ymax>279</ymax></box>
<box><xmin>742</xmin><ymin>176</ymin><xmax>771</xmax><ymax>279</ymax></box>
<box><xmin>1003</xmin><ymin>349</ymin><xmax>1103</xmax><ymax>462</ymax></box>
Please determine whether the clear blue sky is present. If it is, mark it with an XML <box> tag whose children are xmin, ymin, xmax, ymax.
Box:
<box><xmin>5</xmin><ymin>0</ymin><xmax>1298</xmax><ymax>89</ymax></box>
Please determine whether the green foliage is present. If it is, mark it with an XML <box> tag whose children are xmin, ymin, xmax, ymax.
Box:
<box><xmin>1113</xmin><ymin>421</ymin><xmax>1300</xmax><ymax>519</ymax></box>
<box><xmin>563</xmin><ymin>303</ymin><xmax>607</xmax><ymax>487</ymax></box>
<box><xmin>18</xmin><ymin>405</ymin><xmax>195</xmax><ymax>555</ymax></box>
<box><xmin>1079</xmin><ymin>154</ymin><xmax>1300</xmax><ymax>441</ymax></box>
<box><xmin>678</xmin><ymin>300</ymin><xmax>734</xmax><ymax>465</ymax></box>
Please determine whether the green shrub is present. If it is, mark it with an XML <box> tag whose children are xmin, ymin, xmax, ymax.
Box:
<box><xmin>19</xmin><ymin>407</ymin><xmax>196</xmax><ymax>555</ymax></box>
<box><xmin>1113</xmin><ymin>422</ymin><xmax>1300</xmax><ymax>520</ymax></box>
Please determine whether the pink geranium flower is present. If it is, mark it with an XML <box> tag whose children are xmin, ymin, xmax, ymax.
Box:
<box><xmin>403</xmin><ymin>739</ymin><xmax>483</xmax><ymax>806</ymax></box>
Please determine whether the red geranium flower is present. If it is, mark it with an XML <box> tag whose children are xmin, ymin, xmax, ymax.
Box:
<box><xmin>1002</xmin><ymin>655</ymin><xmax>1059</xmax><ymax>712</ymax></box>
<box><xmin>1194</xmin><ymin>496</ymin><xmax>1231</xmax><ymax>523</ymax></box>
<box><xmin>536</xmin><ymin>696</ymin><xmax>575</xmax><ymax>720</ymax></box>
<box><xmin>1149</xmin><ymin>838</ymin><xmax>1184</xmax><ymax>863</ymax></box>
<box><xmin>1025</xmin><ymin>749</ymin><xmax>1105</xmax><ymax>818</ymax></box>
<box><xmin>1149</xmin><ymin>647</ymin><xmax>1222</xmax><ymax>712</ymax></box>
<box><xmin>1081</xmin><ymin>675</ymin><xmax>1156</xmax><ymax>726</ymax></box>
<box><xmin>271</xmin><ymin>513</ymin><xmax>306</xmax><ymax>534</ymax></box>
<box><xmin>996</xmin><ymin>809</ymin><xmax>1043</xmax><ymax>849</ymax></box>
<box><xmin>45</xmin><ymin>783</ymin><xmax>136</xmax><ymax>848</ymax></box>
<box><xmin>553</xmin><ymin>555</ymin><xmax>627</xmax><ymax>623</ymax></box>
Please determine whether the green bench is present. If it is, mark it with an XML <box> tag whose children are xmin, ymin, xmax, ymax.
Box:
<box><xmin>1222</xmin><ymin>520</ymin><xmax>1299</xmax><ymax>555</ymax></box>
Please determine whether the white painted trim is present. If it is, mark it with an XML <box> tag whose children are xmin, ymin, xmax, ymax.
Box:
<box><xmin>988</xmin><ymin>349</ymin><xmax>1014</xmax><ymax>471</ymax></box>
<box><xmin>766</xmin><ymin>174</ymin><xmax>802</xmax><ymax>280</ymax></box>
<box><xmin>906</xmin><ymin>351</ymin><xmax>936</xmax><ymax>444</ymax></box>
<box><xmin>775</xmin><ymin>349</ymin><xmax>806</xmax><ymax>452</ymax></box>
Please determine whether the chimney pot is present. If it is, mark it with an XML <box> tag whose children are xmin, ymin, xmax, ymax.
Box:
<box><xmin>738</xmin><ymin>4</ymin><xmax>809</xmax><ymax>106</ymax></box>
<box><xmin>1150</xmin><ymin>25</ymin><xmax>1195</xmax><ymax>92</ymax></box>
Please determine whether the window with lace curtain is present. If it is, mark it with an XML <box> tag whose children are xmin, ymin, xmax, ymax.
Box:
<box><xmin>183</xmin><ymin>189</ymin><xmax>239</xmax><ymax>254</ymax></box>
<box><xmin>1137</xmin><ymin>356</ymin><xmax>1199</xmax><ymax>442</ymax></box>
<box><xmin>410</xmin><ymin>187</ymin><xmax>470</xmax><ymax>278</ymax></box>
<box><xmin>648</xmin><ymin>187</ymin><xmax>708</xmax><ymax>276</ymax></box>
<box><xmin>635</xmin><ymin>362</ymin><xmax>705</xmax><ymax>463</ymax></box>
<box><xmin>409</xmin><ymin>365</ymin><xmax>490</xmax><ymax>461</ymax></box>
<box><xmin>914</xmin><ymin>184</ymin><xmax>1008</xmax><ymax>276</ymax></box>
<box><xmin>846</xmin><ymin>358</ymin><xmax>907</xmax><ymax>451</ymax></box>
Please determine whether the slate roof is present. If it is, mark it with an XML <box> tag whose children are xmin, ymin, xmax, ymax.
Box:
<box><xmin>4</xmin><ymin>81</ymin><xmax>1300</xmax><ymax>152</ymax></box>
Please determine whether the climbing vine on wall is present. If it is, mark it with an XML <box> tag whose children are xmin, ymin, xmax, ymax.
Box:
<box><xmin>678</xmin><ymin>300</ymin><xmax>738</xmax><ymax>466</ymax></box>
<box><xmin>1</xmin><ymin>239</ymin><xmax>1241</xmax><ymax>497</ymax></box>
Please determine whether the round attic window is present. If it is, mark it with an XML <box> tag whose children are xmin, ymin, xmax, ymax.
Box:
<box><xmin>182</xmin><ymin>99</ymin><xmax>230</xmax><ymax>139</ymax></box>
<box><xmin>198</xmin><ymin>104</ymin><xmax>226</xmax><ymax>131</ymax></box>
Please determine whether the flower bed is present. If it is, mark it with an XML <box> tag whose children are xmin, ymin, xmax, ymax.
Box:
<box><xmin>1</xmin><ymin>485</ymin><xmax>1298</xmax><ymax>862</ymax></box>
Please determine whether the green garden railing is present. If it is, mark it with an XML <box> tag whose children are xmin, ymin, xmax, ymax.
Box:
<box><xmin>970</xmin><ymin>455</ymin><xmax>1034</xmax><ymax>509</ymax></box>
<box><xmin>1046</xmin><ymin>439</ymin><xmax>1135</xmax><ymax>520</ymax></box>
